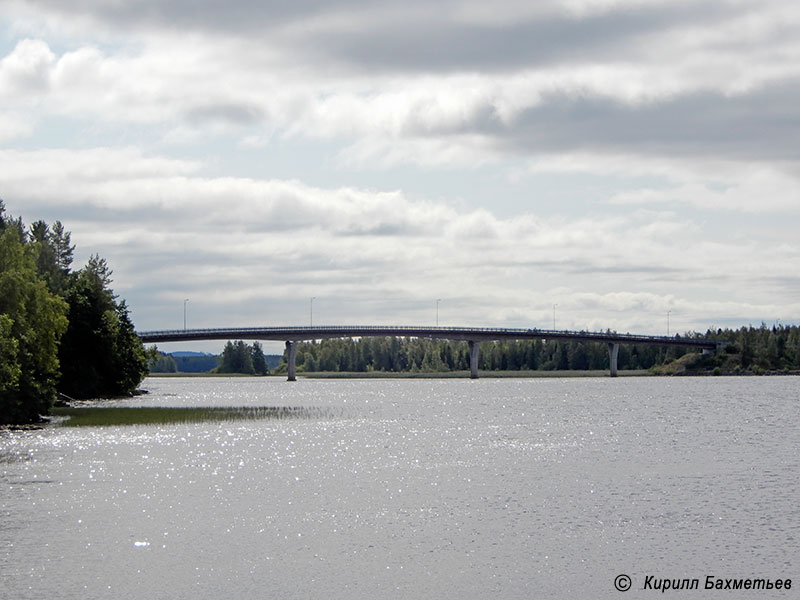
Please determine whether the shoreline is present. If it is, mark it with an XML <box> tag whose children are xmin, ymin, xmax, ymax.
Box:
<box><xmin>146</xmin><ymin>369</ymin><xmax>799</xmax><ymax>379</ymax></box>
<box><xmin>147</xmin><ymin>369</ymin><xmax>651</xmax><ymax>379</ymax></box>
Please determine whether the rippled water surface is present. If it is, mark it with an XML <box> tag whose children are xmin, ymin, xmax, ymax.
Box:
<box><xmin>2</xmin><ymin>376</ymin><xmax>798</xmax><ymax>598</ymax></box>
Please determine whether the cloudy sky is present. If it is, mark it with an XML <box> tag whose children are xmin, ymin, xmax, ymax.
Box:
<box><xmin>1</xmin><ymin>0</ymin><xmax>798</xmax><ymax>354</ymax></box>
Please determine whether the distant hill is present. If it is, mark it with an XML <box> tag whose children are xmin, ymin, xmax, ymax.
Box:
<box><xmin>150</xmin><ymin>351</ymin><xmax>283</xmax><ymax>373</ymax></box>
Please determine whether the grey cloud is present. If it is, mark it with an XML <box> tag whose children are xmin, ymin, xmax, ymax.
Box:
<box><xmin>302</xmin><ymin>3</ymin><xmax>734</xmax><ymax>74</ymax></box>
<box><xmin>441</xmin><ymin>82</ymin><xmax>800</xmax><ymax>162</ymax></box>
<box><xmin>23</xmin><ymin>0</ymin><xmax>338</xmax><ymax>31</ymax></box>
<box><xmin>337</xmin><ymin>223</ymin><xmax>415</xmax><ymax>236</ymax></box>
<box><xmin>21</xmin><ymin>1</ymin><xmax>742</xmax><ymax>73</ymax></box>
<box><xmin>185</xmin><ymin>102</ymin><xmax>266</xmax><ymax>126</ymax></box>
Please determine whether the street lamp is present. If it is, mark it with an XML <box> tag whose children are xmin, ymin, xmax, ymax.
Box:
<box><xmin>183</xmin><ymin>299</ymin><xmax>189</xmax><ymax>330</ymax></box>
<box><xmin>667</xmin><ymin>310</ymin><xmax>671</xmax><ymax>336</ymax></box>
<box><xmin>553</xmin><ymin>304</ymin><xmax>557</xmax><ymax>330</ymax></box>
<box><xmin>436</xmin><ymin>299</ymin><xmax>441</xmax><ymax>327</ymax></box>
<box><xmin>310</xmin><ymin>297</ymin><xmax>316</xmax><ymax>327</ymax></box>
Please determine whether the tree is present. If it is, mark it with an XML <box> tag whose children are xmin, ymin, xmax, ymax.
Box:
<box><xmin>0</xmin><ymin>229</ymin><xmax>69</xmax><ymax>423</ymax></box>
<box><xmin>149</xmin><ymin>352</ymin><xmax>178</xmax><ymax>373</ymax></box>
<box><xmin>0</xmin><ymin>315</ymin><xmax>21</xmax><ymax>395</ymax></box>
<box><xmin>58</xmin><ymin>258</ymin><xmax>149</xmax><ymax>398</ymax></box>
<box><xmin>251</xmin><ymin>341</ymin><xmax>268</xmax><ymax>375</ymax></box>
<box><xmin>218</xmin><ymin>340</ymin><xmax>255</xmax><ymax>374</ymax></box>
<box><xmin>29</xmin><ymin>220</ymin><xmax>74</xmax><ymax>294</ymax></box>
<box><xmin>50</xmin><ymin>221</ymin><xmax>74</xmax><ymax>272</ymax></box>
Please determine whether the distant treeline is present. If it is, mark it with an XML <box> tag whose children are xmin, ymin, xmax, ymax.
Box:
<box><xmin>150</xmin><ymin>345</ymin><xmax>282</xmax><ymax>374</ymax></box>
<box><xmin>275</xmin><ymin>325</ymin><xmax>800</xmax><ymax>375</ymax></box>
<box><xmin>150</xmin><ymin>353</ymin><xmax>220</xmax><ymax>373</ymax></box>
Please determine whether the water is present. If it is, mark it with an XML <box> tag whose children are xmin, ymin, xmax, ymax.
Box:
<box><xmin>2</xmin><ymin>376</ymin><xmax>798</xmax><ymax>598</ymax></box>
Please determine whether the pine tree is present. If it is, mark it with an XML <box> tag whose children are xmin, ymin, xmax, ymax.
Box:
<box><xmin>251</xmin><ymin>341</ymin><xmax>268</xmax><ymax>375</ymax></box>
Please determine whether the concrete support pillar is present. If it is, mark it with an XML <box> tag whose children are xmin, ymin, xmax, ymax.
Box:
<box><xmin>608</xmin><ymin>342</ymin><xmax>619</xmax><ymax>378</ymax></box>
<box><xmin>286</xmin><ymin>340</ymin><xmax>298</xmax><ymax>382</ymax></box>
<box><xmin>468</xmin><ymin>340</ymin><xmax>480</xmax><ymax>379</ymax></box>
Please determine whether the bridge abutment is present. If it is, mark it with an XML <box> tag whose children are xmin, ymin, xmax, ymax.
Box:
<box><xmin>286</xmin><ymin>341</ymin><xmax>298</xmax><ymax>381</ymax></box>
<box><xmin>608</xmin><ymin>342</ymin><xmax>619</xmax><ymax>377</ymax></box>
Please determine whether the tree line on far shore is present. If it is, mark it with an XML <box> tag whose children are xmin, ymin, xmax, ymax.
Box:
<box><xmin>1</xmin><ymin>201</ymin><xmax>150</xmax><ymax>424</ymax></box>
<box><xmin>149</xmin><ymin>342</ymin><xmax>278</xmax><ymax>375</ymax></box>
<box><xmin>275</xmin><ymin>327</ymin><xmax>799</xmax><ymax>375</ymax></box>
<box><xmin>148</xmin><ymin>324</ymin><xmax>799</xmax><ymax>376</ymax></box>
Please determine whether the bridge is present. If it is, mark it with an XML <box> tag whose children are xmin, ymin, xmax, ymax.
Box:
<box><xmin>137</xmin><ymin>325</ymin><xmax>722</xmax><ymax>380</ymax></box>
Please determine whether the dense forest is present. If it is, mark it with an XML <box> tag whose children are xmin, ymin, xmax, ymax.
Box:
<box><xmin>274</xmin><ymin>326</ymin><xmax>800</xmax><ymax>376</ymax></box>
<box><xmin>1</xmin><ymin>201</ymin><xmax>150</xmax><ymax>424</ymax></box>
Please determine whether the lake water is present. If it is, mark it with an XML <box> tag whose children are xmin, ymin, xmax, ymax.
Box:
<box><xmin>2</xmin><ymin>376</ymin><xmax>798</xmax><ymax>599</ymax></box>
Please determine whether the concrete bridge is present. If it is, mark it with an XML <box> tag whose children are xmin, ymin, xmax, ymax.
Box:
<box><xmin>137</xmin><ymin>325</ymin><xmax>722</xmax><ymax>380</ymax></box>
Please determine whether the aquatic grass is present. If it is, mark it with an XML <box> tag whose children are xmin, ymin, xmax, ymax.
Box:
<box><xmin>51</xmin><ymin>406</ymin><xmax>318</xmax><ymax>427</ymax></box>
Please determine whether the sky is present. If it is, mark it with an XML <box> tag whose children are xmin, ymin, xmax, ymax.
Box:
<box><xmin>1</xmin><ymin>0</ymin><xmax>798</xmax><ymax>355</ymax></box>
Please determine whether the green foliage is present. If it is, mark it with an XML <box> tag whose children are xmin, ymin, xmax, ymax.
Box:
<box><xmin>58</xmin><ymin>265</ymin><xmax>149</xmax><ymax>399</ymax></box>
<box><xmin>217</xmin><ymin>340</ymin><xmax>255</xmax><ymax>374</ymax></box>
<box><xmin>32</xmin><ymin>220</ymin><xmax>74</xmax><ymax>294</ymax></box>
<box><xmin>149</xmin><ymin>352</ymin><xmax>178</xmax><ymax>373</ymax></box>
<box><xmin>1</xmin><ymin>203</ymin><xmax>149</xmax><ymax>419</ymax></box>
<box><xmin>250</xmin><ymin>341</ymin><xmax>269</xmax><ymax>375</ymax></box>
<box><xmin>171</xmin><ymin>354</ymin><xmax>220</xmax><ymax>373</ymax></box>
<box><xmin>286</xmin><ymin>336</ymin><xmax>647</xmax><ymax>373</ymax></box>
<box><xmin>213</xmin><ymin>341</ymin><xmax>271</xmax><ymax>375</ymax></box>
<box><xmin>0</xmin><ymin>228</ymin><xmax>69</xmax><ymax>423</ymax></box>
<box><xmin>0</xmin><ymin>315</ymin><xmax>21</xmax><ymax>394</ymax></box>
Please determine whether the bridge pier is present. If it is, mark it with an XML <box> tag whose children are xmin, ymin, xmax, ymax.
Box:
<box><xmin>286</xmin><ymin>341</ymin><xmax>298</xmax><ymax>381</ymax></box>
<box><xmin>608</xmin><ymin>342</ymin><xmax>619</xmax><ymax>377</ymax></box>
<box><xmin>468</xmin><ymin>340</ymin><xmax>480</xmax><ymax>379</ymax></box>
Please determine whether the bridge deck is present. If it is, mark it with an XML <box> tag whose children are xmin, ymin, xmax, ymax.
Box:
<box><xmin>137</xmin><ymin>325</ymin><xmax>718</xmax><ymax>349</ymax></box>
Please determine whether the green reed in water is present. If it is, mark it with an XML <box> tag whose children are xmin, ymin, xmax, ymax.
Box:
<box><xmin>51</xmin><ymin>406</ymin><xmax>314</xmax><ymax>427</ymax></box>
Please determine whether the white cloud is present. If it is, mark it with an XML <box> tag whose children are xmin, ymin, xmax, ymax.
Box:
<box><xmin>0</xmin><ymin>38</ymin><xmax>54</xmax><ymax>94</ymax></box>
<box><xmin>0</xmin><ymin>111</ymin><xmax>34</xmax><ymax>142</ymax></box>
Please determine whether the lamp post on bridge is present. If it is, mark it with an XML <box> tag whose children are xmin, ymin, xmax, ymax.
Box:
<box><xmin>183</xmin><ymin>299</ymin><xmax>189</xmax><ymax>330</ymax></box>
<box><xmin>310</xmin><ymin>297</ymin><xmax>316</xmax><ymax>327</ymax></box>
<box><xmin>436</xmin><ymin>299</ymin><xmax>441</xmax><ymax>327</ymax></box>
<box><xmin>667</xmin><ymin>310</ymin><xmax>671</xmax><ymax>336</ymax></box>
<box><xmin>553</xmin><ymin>304</ymin><xmax>557</xmax><ymax>330</ymax></box>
